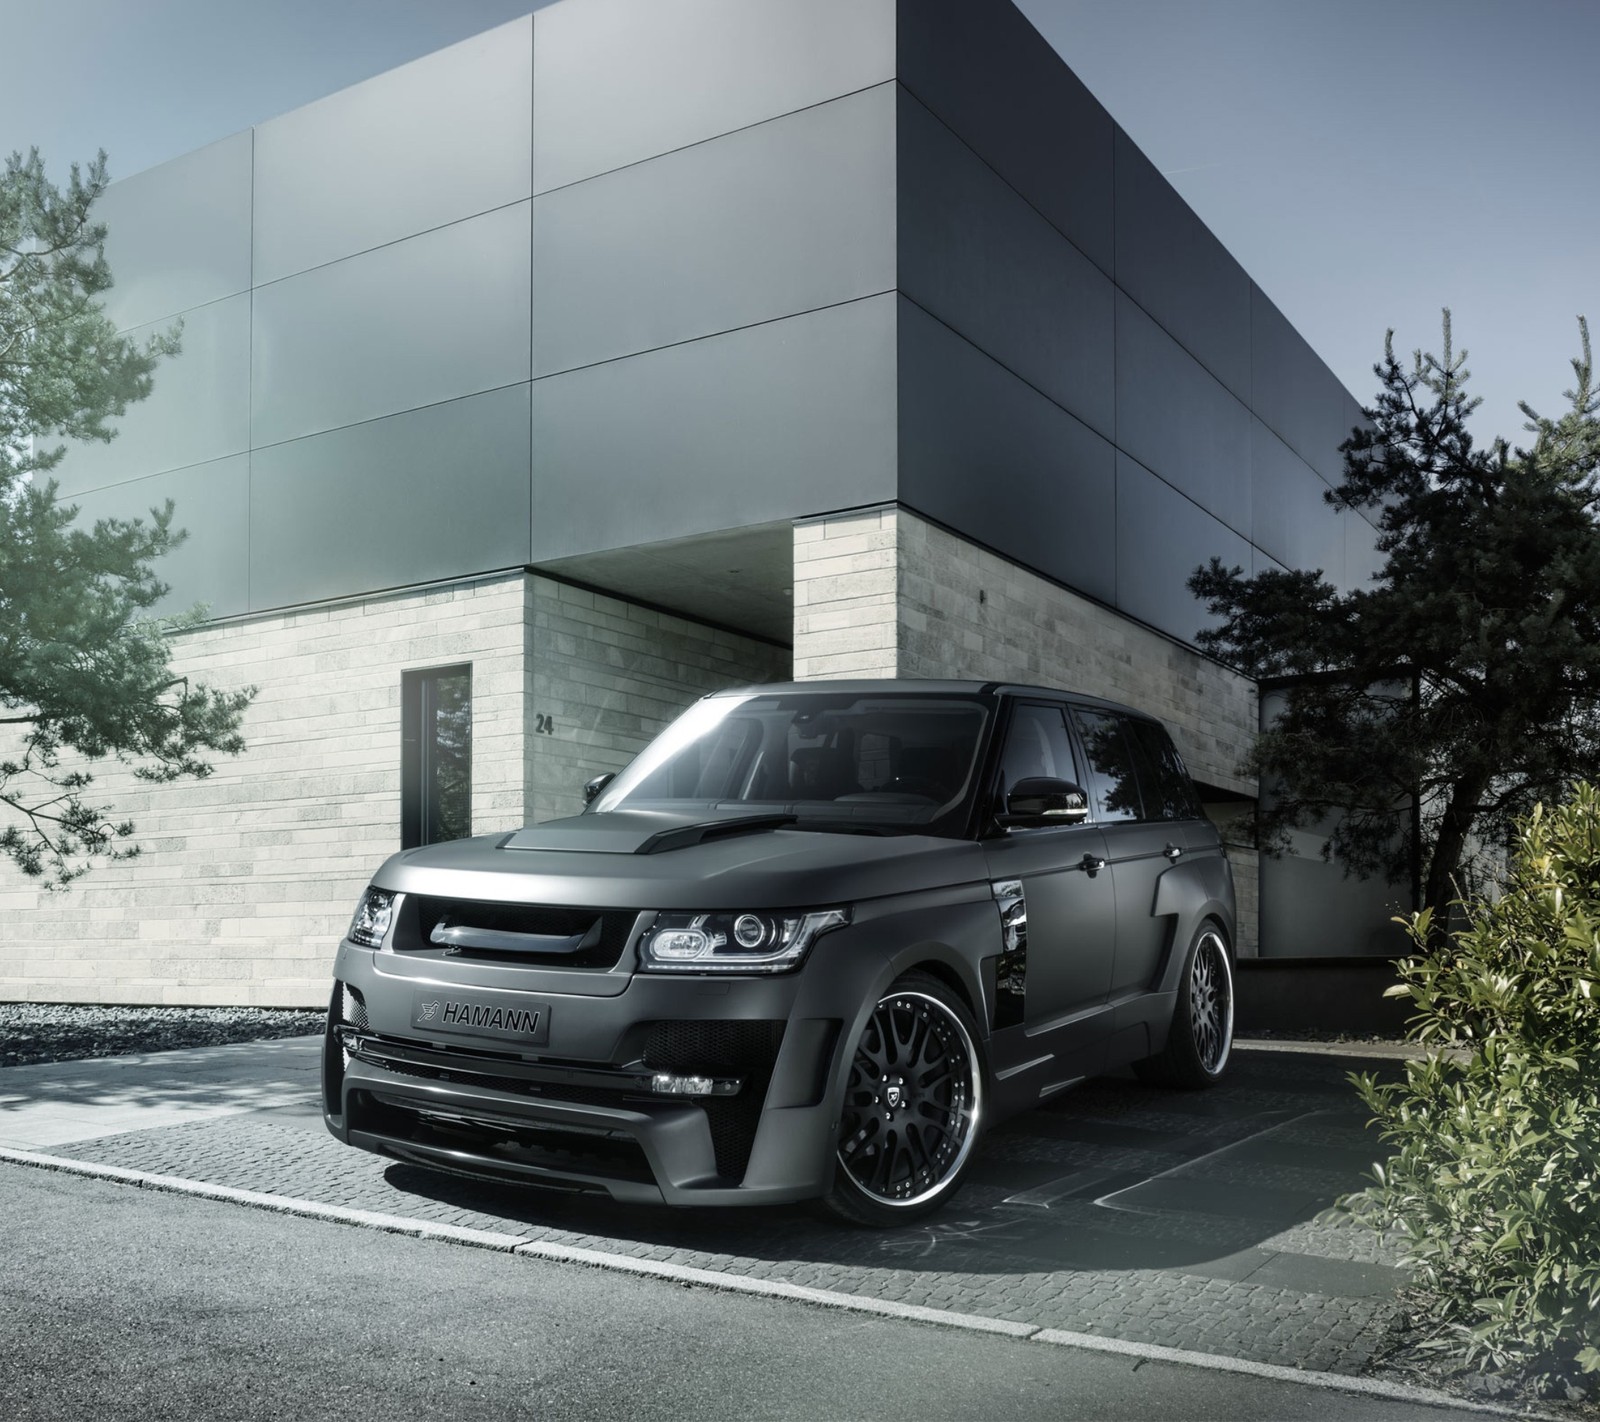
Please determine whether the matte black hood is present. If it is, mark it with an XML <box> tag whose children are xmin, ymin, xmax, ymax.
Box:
<box><xmin>372</xmin><ymin>809</ymin><xmax>988</xmax><ymax>910</ymax></box>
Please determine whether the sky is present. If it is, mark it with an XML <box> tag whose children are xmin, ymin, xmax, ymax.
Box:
<box><xmin>3</xmin><ymin>0</ymin><xmax>1595</xmax><ymax>444</ymax></box>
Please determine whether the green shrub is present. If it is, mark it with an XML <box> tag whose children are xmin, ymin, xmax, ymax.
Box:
<box><xmin>1346</xmin><ymin>784</ymin><xmax>1600</xmax><ymax>1383</ymax></box>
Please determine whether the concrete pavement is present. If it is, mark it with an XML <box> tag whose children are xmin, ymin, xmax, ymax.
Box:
<box><xmin>1</xmin><ymin>1164</ymin><xmax>1500</xmax><ymax>1422</ymax></box>
<box><xmin>0</xmin><ymin>1033</ymin><xmax>1468</xmax><ymax>1410</ymax></box>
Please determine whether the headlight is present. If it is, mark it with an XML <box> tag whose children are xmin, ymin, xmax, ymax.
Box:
<box><xmin>348</xmin><ymin>887</ymin><xmax>397</xmax><ymax>948</ymax></box>
<box><xmin>638</xmin><ymin>908</ymin><xmax>849</xmax><ymax>974</ymax></box>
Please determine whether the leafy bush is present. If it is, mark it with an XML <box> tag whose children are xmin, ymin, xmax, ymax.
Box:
<box><xmin>1346</xmin><ymin>784</ymin><xmax>1600</xmax><ymax>1384</ymax></box>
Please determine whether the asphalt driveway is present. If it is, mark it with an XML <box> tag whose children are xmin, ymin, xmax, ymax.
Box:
<box><xmin>0</xmin><ymin>1034</ymin><xmax>1411</xmax><ymax>1382</ymax></box>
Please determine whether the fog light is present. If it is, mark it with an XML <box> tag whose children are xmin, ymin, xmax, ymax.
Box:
<box><xmin>652</xmin><ymin>1072</ymin><xmax>716</xmax><ymax>1096</ymax></box>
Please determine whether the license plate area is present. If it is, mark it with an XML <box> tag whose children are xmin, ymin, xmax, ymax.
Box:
<box><xmin>410</xmin><ymin>988</ymin><xmax>551</xmax><ymax>1047</ymax></box>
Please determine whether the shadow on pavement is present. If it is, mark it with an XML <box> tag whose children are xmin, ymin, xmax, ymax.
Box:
<box><xmin>375</xmin><ymin>1050</ymin><xmax>1404</xmax><ymax>1283</ymax></box>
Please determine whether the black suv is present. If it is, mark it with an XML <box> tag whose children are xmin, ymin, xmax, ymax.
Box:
<box><xmin>323</xmin><ymin>680</ymin><xmax>1235</xmax><ymax>1225</ymax></box>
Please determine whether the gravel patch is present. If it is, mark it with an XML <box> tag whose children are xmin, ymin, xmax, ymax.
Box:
<box><xmin>0</xmin><ymin>1003</ymin><xmax>325</xmax><ymax>1068</ymax></box>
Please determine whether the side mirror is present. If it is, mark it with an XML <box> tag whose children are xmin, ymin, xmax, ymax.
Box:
<box><xmin>1002</xmin><ymin>777</ymin><xmax>1089</xmax><ymax>824</ymax></box>
<box><xmin>582</xmin><ymin>772</ymin><xmax>616</xmax><ymax>806</ymax></box>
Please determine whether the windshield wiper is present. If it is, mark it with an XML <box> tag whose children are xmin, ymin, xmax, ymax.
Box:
<box><xmin>785</xmin><ymin>820</ymin><xmax>905</xmax><ymax>837</ymax></box>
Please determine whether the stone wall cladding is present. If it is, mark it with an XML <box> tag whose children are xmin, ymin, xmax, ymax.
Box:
<box><xmin>0</xmin><ymin>573</ymin><xmax>788</xmax><ymax>1007</ymax></box>
<box><xmin>0</xmin><ymin>573</ymin><xmax>529</xmax><ymax>1006</ymax></box>
<box><xmin>791</xmin><ymin>510</ymin><xmax>899</xmax><ymax>680</ymax></box>
<box><xmin>524</xmin><ymin>576</ymin><xmax>790</xmax><ymax>826</ymax></box>
<box><xmin>792</xmin><ymin>505</ymin><xmax>1261</xmax><ymax>953</ymax></box>
<box><xmin>794</xmin><ymin>506</ymin><xmax>1257</xmax><ymax>795</ymax></box>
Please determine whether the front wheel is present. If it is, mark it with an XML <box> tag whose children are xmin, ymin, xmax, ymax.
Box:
<box><xmin>820</xmin><ymin>972</ymin><xmax>985</xmax><ymax>1227</ymax></box>
<box><xmin>1136</xmin><ymin>922</ymin><xmax>1234</xmax><ymax>1088</ymax></box>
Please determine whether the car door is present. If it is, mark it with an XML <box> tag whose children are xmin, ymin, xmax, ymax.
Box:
<box><xmin>982</xmin><ymin>700</ymin><xmax>1117</xmax><ymax>1033</ymax></box>
<box><xmin>1069</xmin><ymin>707</ymin><xmax>1178</xmax><ymax>999</ymax></box>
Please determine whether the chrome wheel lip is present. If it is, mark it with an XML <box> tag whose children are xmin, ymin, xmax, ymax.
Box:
<box><xmin>1190</xmin><ymin>930</ymin><xmax>1234</xmax><ymax>1076</ymax></box>
<box><xmin>837</xmin><ymin>988</ymin><xmax>983</xmax><ymax>1210</ymax></box>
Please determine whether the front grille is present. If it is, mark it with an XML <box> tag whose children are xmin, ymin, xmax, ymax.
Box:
<box><xmin>369</xmin><ymin>1051</ymin><xmax>641</xmax><ymax>1110</ymax></box>
<box><xmin>397</xmin><ymin>897</ymin><xmax>638</xmax><ymax>969</ymax></box>
<box><xmin>643</xmin><ymin>1020</ymin><xmax>785</xmax><ymax>1073</ymax></box>
<box><xmin>352</xmin><ymin>1020</ymin><xmax>787</xmax><ymax>1185</ymax></box>
<box><xmin>356</xmin><ymin>1092</ymin><xmax>656</xmax><ymax>1185</ymax></box>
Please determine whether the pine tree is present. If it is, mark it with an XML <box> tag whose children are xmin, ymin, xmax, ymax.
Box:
<box><xmin>1</xmin><ymin>149</ymin><xmax>254</xmax><ymax>886</ymax></box>
<box><xmin>1192</xmin><ymin>313</ymin><xmax>1600</xmax><ymax>947</ymax></box>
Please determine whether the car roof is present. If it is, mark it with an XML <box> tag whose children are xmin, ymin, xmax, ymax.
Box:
<box><xmin>704</xmin><ymin>679</ymin><xmax>1163</xmax><ymax>725</ymax></box>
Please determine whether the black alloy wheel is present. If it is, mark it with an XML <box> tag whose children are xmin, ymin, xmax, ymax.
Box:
<box><xmin>1135</xmin><ymin>921</ymin><xmax>1234</xmax><ymax>1089</ymax></box>
<box><xmin>822</xmin><ymin>971</ymin><xmax>985</xmax><ymax>1226</ymax></box>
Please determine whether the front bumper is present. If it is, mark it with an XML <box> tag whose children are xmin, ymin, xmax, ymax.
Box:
<box><xmin>322</xmin><ymin>939</ymin><xmax>862</xmax><ymax>1206</ymax></box>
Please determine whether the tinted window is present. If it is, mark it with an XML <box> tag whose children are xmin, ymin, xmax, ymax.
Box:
<box><xmin>1122</xmin><ymin>717</ymin><xmax>1168</xmax><ymax>822</ymax></box>
<box><xmin>998</xmin><ymin>703</ymin><xmax>1078</xmax><ymax>797</ymax></box>
<box><xmin>401</xmin><ymin>664</ymin><xmax>472</xmax><ymax>848</ymax></box>
<box><xmin>1128</xmin><ymin>719</ymin><xmax>1203</xmax><ymax>820</ymax></box>
<box><xmin>1071</xmin><ymin>708</ymin><xmax>1143</xmax><ymax>822</ymax></box>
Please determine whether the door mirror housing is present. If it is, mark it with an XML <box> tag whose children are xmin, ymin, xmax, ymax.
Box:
<box><xmin>582</xmin><ymin>772</ymin><xmax>616</xmax><ymax>807</ymax></box>
<box><xmin>1002</xmin><ymin>777</ymin><xmax>1090</xmax><ymax>825</ymax></box>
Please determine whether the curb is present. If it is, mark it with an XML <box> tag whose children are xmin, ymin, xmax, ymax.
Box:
<box><xmin>1235</xmin><ymin>1038</ymin><xmax>1427</xmax><ymax>1061</ymax></box>
<box><xmin>0</xmin><ymin>1144</ymin><xmax>1542</xmax><ymax>1418</ymax></box>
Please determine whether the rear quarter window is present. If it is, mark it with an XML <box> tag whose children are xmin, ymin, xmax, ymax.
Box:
<box><xmin>1127</xmin><ymin>718</ymin><xmax>1203</xmax><ymax>821</ymax></box>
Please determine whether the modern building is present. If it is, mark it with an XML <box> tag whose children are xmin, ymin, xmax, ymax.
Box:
<box><xmin>1</xmin><ymin>0</ymin><xmax>1406</xmax><ymax>1006</ymax></box>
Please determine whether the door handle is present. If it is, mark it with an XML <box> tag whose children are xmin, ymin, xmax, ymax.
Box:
<box><xmin>1077</xmin><ymin>853</ymin><xmax>1106</xmax><ymax>876</ymax></box>
<box><xmin>1164</xmin><ymin>843</ymin><xmax>1183</xmax><ymax>861</ymax></box>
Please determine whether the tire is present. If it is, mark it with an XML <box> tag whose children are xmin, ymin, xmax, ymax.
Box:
<box><xmin>820</xmin><ymin>971</ymin><xmax>986</xmax><ymax>1227</ymax></box>
<box><xmin>1136</xmin><ymin>922</ymin><xmax>1234</xmax><ymax>1089</ymax></box>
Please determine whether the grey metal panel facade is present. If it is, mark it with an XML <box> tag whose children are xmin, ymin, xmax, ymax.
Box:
<box><xmin>532</xmin><ymin>84</ymin><xmax>896</xmax><ymax>379</ymax></box>
<box><xmin>897</xmin><ymin>298</ymin><xmax>1117</xmax><ymax>606</ymax></box>
<box><xmin>1258</xmin><ymin>689</ymin><xmax>1410</xmax><ymax>957</ymax></box>
<box><xmin>531</xmin><ymin>0</ymin><xmax>895</xmax><ymax>194</ymax></box>
<box><xmin>250</xmin><ymin>202</ymin><xmax>531</xmax><ymax>449</ymax></box>
<box><xmin>1114</xmin><ymin>453</ymin><xmax>1251</xmax><ymax>641</ymax></box>
<box><xmin>897</xmin><ymin>0</ymin><xmax>1115</xmax><ymax>275</ymax></box>
<box><xmin>1250</xmin><ymin>418</ymin><xmax>1345</xmax><ymax>587</ymax></box>
<box><xmin>897</xmin><ymin>88</ymin><xmax>1115</xmax><ymax>441</ymax></box>
<box><xmin>251</xmin><ymin>17</ymin><xmax>533</xmax><ymax>285</ymax></box>
<box><xmin>1250</xmin><ymin>283</ymin><xmax>1365</xmax><ymax>487</ymax></box>
<box><xmin>249</xmin><ymin>385</ymin><xmax>532</xmax><ymax>610</ymax></box>
<box><xmin>96</xmin><ymin>132</ymin><xmax>252</xmax><ymax>334</ymax></box>
<box><xmin>53</xmin><ymin>293</ymin><xmax>251</xmax><ymax>497</ymax></box>
<box><xmin>1260</xmin><ymin>852</ymin><xmax>1407</xmax><ymax>956</ymax></box>
<box><xmin>1345</xmin><ymin>513</ymin><xmax>1388</xmax><ymax>592</ymax></box>
<box><xmin>1113</xmin><ymin>131</ymin><xmax>1251</xmax><ymax>404</ymax></box>
<box><xmin>56</xmin><ymin>0</ymin><xmax>1378</xmax><ymax>653</ymax></box>
<box><xmin>65</xmin><ymin>455</ymin><xmax>250</xmax><ymax>620</ymax></box>
<box><xmin>1114</xmin><ymin>294</ymin><xmax>1251</xmax><ymax>538</ymax></box>
<box><xmin>530</xmin><ymin>296</ymin><xmax>899</xmax><ymax>560</ymax></box>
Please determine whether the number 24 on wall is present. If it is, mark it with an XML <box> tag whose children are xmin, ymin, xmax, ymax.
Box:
<box><xmin>535</xmin><ymin>714</ymin><xmax>556</xmax><ymax>735</ymax></box>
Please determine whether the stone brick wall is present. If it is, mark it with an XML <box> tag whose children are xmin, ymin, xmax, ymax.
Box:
<box><xmin>524</xmin><ymin>576</ymin><xmax>790</xmax><ymax>825</ymax></box>
<box><xmin>792</xmin><ymin>504</ymin><xmax>1262</xmax><ymax>953</ymax></box>
<box><xmin>0</xmin><ymin>573</ymin><xmax>529</xmax><ymax>1006</ymax></box>
<box><xmin>0</xmin><ymin>572</ymin><xmax>788</xmax><ymax>1006</ymax></box>
<box><xmin>791</xmin><ymin>510</ymin><xmax>899</xmax><ymax>680</ymax></box>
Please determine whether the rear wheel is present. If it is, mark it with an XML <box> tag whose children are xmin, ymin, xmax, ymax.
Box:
<box><xmin>821</xmin><ymin>972</ymin><xmax>985</xmax><ymax>1227</ymax></box>
<box><xmin>1136</xmin><ymin>923</ymin><xmax>1234</xmax><ymax>1089</ymax></box>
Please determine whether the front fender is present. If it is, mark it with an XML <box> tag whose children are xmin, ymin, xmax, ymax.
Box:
<box><xmin>805</xmin><ymin>884</ymin><xmax>997</xmax><ymax>1109</ymax></box>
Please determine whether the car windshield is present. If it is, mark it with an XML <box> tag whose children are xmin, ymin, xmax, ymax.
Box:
<box><xmin>591</xmin><ymin>691</ymin><xmax>992</xmax><ymax>834</ymax></box>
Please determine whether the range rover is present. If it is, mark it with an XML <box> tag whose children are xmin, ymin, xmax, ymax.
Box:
<box><xmin>322</xmin><ymin>680</ymin><xmax>1236</xmax><ymax>1225</ymax></box>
